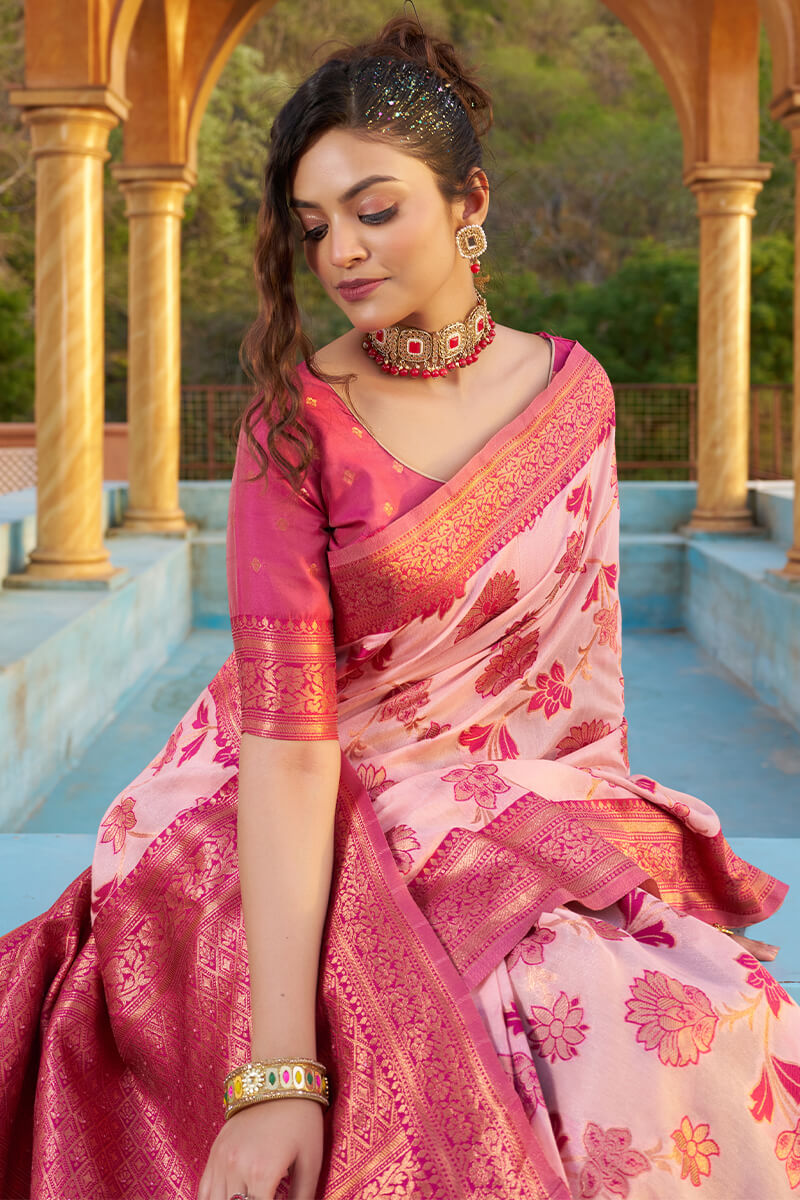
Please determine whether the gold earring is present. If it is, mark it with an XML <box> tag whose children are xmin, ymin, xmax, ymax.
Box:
<box><xmin>455</xmin><ymin>223</ymin><xmax>488</xmax><ymax>275</ymax></box>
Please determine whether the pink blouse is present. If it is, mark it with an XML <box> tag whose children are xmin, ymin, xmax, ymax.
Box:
<box><xmin>226</xmin><ymin>335</ymin><xmax>574</xmax><ymax>740</ymax></box>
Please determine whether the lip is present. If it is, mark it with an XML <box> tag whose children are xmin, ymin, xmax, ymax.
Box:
<box><xmin>336</xmin><ymin>278</ymin><xmax>386</xmax><ymax>301</ymax></box>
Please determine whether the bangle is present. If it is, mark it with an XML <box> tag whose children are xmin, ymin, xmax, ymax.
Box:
<box><xmin>713</xmin><ymin>923</ymin><xmax>736</xmax><ymax>937</ymax></box>
<box><xmin>223</xmin><ymin>1058</ymin><xmax>330</xmax><ymax>1120</ymax></box>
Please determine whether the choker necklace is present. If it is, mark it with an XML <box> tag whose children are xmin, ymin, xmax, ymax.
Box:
<box><xmin>362</xmin><ymin>296</ymin><xmax>495</xmax><ymax>378</ymax></box>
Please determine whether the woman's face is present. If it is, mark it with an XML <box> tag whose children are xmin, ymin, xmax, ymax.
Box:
<box><xmin>290</xmin><ymin>128</ymin><xmax>488</xmax><ymax>331</ymax></box>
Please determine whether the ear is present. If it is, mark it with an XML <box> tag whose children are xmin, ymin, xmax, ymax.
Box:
<box><xmin>459</xmin><ymin>167</ymin><xmax>490</xmax><ymax>226</ymax></box>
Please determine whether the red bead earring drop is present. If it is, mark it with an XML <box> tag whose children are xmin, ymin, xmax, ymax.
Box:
<box><xmin>455</xmin><ymin>223</ymin><xmax>488</xmax><ymax>277</ymax></box>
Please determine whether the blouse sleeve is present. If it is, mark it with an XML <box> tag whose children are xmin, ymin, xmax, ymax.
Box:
<box><xmin>226</xmin><ymin>419</ymin><xmax>337</xmax><ymax>741</ymax></box>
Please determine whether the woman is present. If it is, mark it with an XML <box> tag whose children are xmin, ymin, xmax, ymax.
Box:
<box><xmin>2</xmin><ymin>16</ymin><xmax>799</xmax><ymax>1200</ymax></box>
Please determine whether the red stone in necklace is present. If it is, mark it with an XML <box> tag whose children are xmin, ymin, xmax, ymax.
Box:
<box><xmin>362</xmin><ymin>296</ymin><xmax>496</xmax><ymax>378</ymax></box>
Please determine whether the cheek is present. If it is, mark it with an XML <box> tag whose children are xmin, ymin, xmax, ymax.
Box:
<box><xmin>389</xmin><ymin>211</ymin><xmax>453</xmax><ymax>268</ymax></box>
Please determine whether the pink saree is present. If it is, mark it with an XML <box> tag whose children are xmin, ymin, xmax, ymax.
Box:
<box><xmin>2</xmin><ymin>337</ymin><xmax>799</xmax><ymax>1199</ymax></box>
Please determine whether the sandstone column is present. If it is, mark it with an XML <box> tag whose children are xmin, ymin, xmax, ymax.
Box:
<box><xmin>685</xmin><ymin>166</ymin><xmax>771</xmax><ymax>532</ymax></box>
<box><xmin>773</xmin><ymin>125</ymin><xmax>800</xmax><ymax>578</ymax></box>
<box><xmin>16</xmin><ymin>105</ymin><xmax>121</xmax><ymax>580</ymax></box>
<box><xmin>112</xmin><ymin>166</ymin><xmax>196</xmax><ymax>532</ymax></box>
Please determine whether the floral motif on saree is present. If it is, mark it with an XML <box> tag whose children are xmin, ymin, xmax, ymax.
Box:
<box><xmin>2</xmin><ymin>338</ymin><xmax>798</xmax><ymax>1198</ymax></box>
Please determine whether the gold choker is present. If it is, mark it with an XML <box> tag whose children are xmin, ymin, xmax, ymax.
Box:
<box><xmin>362</xmin><ymin>297</ymin><xmax>495</xmax><ymax>378</ymax></box>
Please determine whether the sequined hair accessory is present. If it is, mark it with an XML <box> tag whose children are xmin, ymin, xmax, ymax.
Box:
<box><xmin>223</xmin><ymin>1058</ymin><xmax>330</xmax><ymax>1120</ymax></box>
<box><xmin>358</xmin><ymin>56</ymin><xmax>471</xmax><ymax>144</ymax></box>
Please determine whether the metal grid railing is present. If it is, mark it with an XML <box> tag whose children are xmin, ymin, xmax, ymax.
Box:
<box><xmin>180</xmin><ymin>385</ymin><xmax>250</xmax><ymax>480</ymax></box>
<box><xmin>0</xmin><ymin>447</ymin><xmax>37</xmax><ymax>495</ymax></box>
<box><xmin>613</xmin><ymin>383</ymin><xmax>698</xmax><ymax>480</ymax></box>
<box><xmin>179</xmin><ymin>382</ymin><xmax>793</xmax><ymax>483</ymax></box>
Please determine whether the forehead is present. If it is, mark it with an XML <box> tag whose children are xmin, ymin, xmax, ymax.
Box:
<box><xmin>291</xmin><ymin>128</ymin><xmax>434</xmax><ymax>201</ymax></box>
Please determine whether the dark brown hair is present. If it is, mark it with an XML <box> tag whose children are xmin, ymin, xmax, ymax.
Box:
<box><xmin>238</xmin><ymin>16</ymin><xmax>493</xmax><ymax>490</ymax></box>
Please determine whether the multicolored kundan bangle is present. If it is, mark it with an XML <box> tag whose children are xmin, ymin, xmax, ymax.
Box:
<box><xmin>223</xmin><ymin>1059</ymin><xmax>330</xmax><ymax>1120</ymax></box>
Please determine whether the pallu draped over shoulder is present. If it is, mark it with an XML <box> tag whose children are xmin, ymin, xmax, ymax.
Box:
<box><xmin>2</xmin><ymin>337</ymin><xmax>800</xmax><ymax>1199</ymax></box>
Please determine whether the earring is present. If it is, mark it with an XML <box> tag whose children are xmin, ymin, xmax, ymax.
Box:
<box><xmin>456</xmin><ymin>224</ymin><xmax>488</xmax><ymax>275</ymax></box>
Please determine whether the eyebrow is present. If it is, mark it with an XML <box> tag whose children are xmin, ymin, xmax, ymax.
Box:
<box><xmin>290</xmin><ymin>175</ymin><xmax>401</xmax><ymax>210</ymax></box>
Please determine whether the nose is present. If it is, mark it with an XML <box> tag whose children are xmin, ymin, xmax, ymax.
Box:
<box><xmin>327</xmin><ymin>218</ymin><xmax>367</xmax><ymax>269</ymax></box>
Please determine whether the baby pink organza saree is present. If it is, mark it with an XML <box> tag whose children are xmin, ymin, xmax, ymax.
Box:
<box><xmin>1</xmin><ymin>339</ymin><xmax>799</xmax><ymax>1199</ymax></box>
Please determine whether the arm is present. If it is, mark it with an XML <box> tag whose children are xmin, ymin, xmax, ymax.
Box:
<box><xmin>198</xmin><ymin>733</ymin><xmax>340</xmax><ymax>1200</ymax></box>
<box><xmin>238</xmin><ymin>733</ymin><xmax>341</xmax><ymax>1059</ymax></box>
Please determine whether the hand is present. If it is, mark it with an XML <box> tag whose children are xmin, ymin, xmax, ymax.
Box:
<box><xmin>729</xmin><ymin>931</ymin><xmax>779</xmax><ymax>963</ymax></box>
<box><xmin>197</xmin><ymin>1098</ymin><xmax>324</xmax><ymax>1200</ymax></box>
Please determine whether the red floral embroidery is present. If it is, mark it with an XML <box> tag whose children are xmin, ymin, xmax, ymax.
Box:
<box><xmin>150</xmin><ymin>722</ymin><xmax>182</xmax><ymax>774</ymax></box>
<box><xmin>441</xmin><ymin>763</ymin><xmax>510</xmax><ymax>812</ymax></box>
<box><xmin>90</xmin><ymin>876</ymin><xmax>118</xmax><ymax>916</ymax></box>
<box><xmin>776</xmin><ymin>1119</ymin><xmax>800</xmax><ymax>1189</ymax></box>
<box><xmin>474</xmin><ymin>629</ymin><xmax>540</xmax><ymax>697</ymax></box>
<box><xmin>385</xmin><ymin>824</ymin><xmax>421</xmax><ymax>875</ymax></box>
<box><xmin>417</xmin><ymin>720</ymin><xmax>452</xmax><ymax>741</ymax></box>
<box><xmin>773</xmin><ymin>1057</ymin><xmax>800</xmax><ymax>1106</ymax></box>
<box><xmin>357</xmin><ymin>763</ymin><xmax>397</xmax><ymax>802</ymax></box>
<box><xmin>555</xmin><ymin>530</ymin><xmax>585</xmax><ymax>576</ymax></box>
<box><xmin>454</xmin><ymin>570</ymin><xmax>520</xmax><ymax>643</ymax></box>
<box><xmin>736</xmin><ymin>952</ymin><xmax>792</xmax><ymax>1018</ymax></box>
<box><xmin>554</xmin><ymin>718</ymin><xmax>612</xmax><ymax>758</ymax></box>
<box><xmin>567</xmin><ymin>477</ymin><xmax>591</xmax><ymax>516</ymax></box>
<box><xmin>625</xmin><ymin>970</ymin><xmax>718</xmax><ymax>1066</ymax></box>
<box><xmin>459</xmin><ymin>723</ymin><xmax>493</xmax><ymax>754</ymax></box>
<box><xmin>581</xmin><ymin>564</ymin><xmax>617</xmax><ymax>612</ymax></box>
<box><xmin>212</xmin><ymin>728</ymin><xmax>238</xmax><ymax>769</ymax></box>
<box><xmin>528</xmin><ymin>661</ymin><xmax>573</xmax><ymax>719</ymax></box>
<box><xmin>504</xmin><ymin>999</ymin><xmax>525</xmax><ymax>1037</ymax></box>
<box><xmin>378</xmin><ymin>679</ymin><xmax>431</xmax><ymax>726</ymax></box>
<box><xmin>528</xmin><ymin>992</ymin><xmax>589</xmax><ymax>1063</ymax></box>
<box><xmin>508</xmin><ymin>926</ymin><xmax>556</xmax><ymax>970</ymax></box>
<box><xmin>593</xmin><ymin>601</ymin><xmax>620</xmax><ymax>653</ymax></box>
<box><xmin>458</xmin><ymin>721</ymin><xmax>519</xmax><ymax>759</ymax></box>
<box><xmin>618</xmin><ymin>890</ymin><xmax>676</xmax><ymax>948</ymax></box>
<box><xmin>177</xmin><ymin>699</ymin><xmax>212</xmax><ymax>766</ymax></box>
<box><xmin>99</xmin><ymin>796</ymin><xmax>137</xmax><ymax>855</ymax></box>
<box><xmin>671</xmin><ymin>1117</ymin><xmax>720</xmax><ymax>1187</ymax></box>
<box><xmin>499</xmin><ymin>1051</ymin><xmax>544</xmax><ymax>1121</ymax></box>
<box><xmin>633</xmin><ymin>775</ymin><xmax>657</xmax><ymax>793</ymax></box>
<box><xmin>578</xmin><ymin>1123</ymin><xmax>649</xmax><ymax>1198</ymax></box>
<box><xmin>751</xmin><ymin>1066</ymin><xmax>775</xmax><ymax>1123</ymax></box>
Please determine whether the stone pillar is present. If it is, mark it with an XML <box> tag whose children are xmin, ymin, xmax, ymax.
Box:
<box><xmin>684</xmin><ymin>166</ymin><xmax>771</xmax><ymax>532</ymax></box>
<box><xmin>111</xmin><ymin>167</ymin><xmax>195</xmax><ymax>532</ymax></box>
<box><xmin>14</xmin><ymin>105</ymin><xmax>121</xmax><ymax>581</ymax></box>
<box><xmin>773</xmin><ymin>125</ymin><xmax>800</xmax><ymax>579</ymax></box>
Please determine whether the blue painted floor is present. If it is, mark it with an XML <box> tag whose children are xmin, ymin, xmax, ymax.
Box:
<box><xmin>2</xmin><ymin>629</ymin><xmax>798</xmax><ymax>998</ymax></box>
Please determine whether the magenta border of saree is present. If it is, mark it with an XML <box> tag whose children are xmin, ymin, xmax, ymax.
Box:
<box><xmin>408</xmin><ymin>792</ymin><xmax>787</xmax><ymax>993</ymax></box>
<box><xmin>0</xmin><ymin>752</ymin><xmax>570</xmax><ymax>1198</ymax></box>
<box><xmin>328</xmin><ymin>343</ymin><xmax>612</xmax><ymax>641</ymax></box>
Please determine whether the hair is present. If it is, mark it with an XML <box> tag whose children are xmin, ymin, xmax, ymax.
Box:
<box><xmin>238</xmin><ymin>14</ymin><xmax>493</xmax><ymax>490</ymax></box>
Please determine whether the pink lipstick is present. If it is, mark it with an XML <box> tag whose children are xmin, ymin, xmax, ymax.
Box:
<box><xmin>336</xmin><ymin>278</ymin><xmax>385</xmax><ymax>301</ymax></box>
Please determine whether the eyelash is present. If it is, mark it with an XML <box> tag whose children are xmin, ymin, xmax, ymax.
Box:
<box><xmin>301</xmin><ymin>205</ymin><xmax>397</xmax><ymax>242</ymax></box>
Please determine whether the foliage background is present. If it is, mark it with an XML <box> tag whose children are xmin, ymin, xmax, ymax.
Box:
<box><xmin>0</xmin><ymin>0</ymin><xmax>795</xmax><ymax>420</ymax></box>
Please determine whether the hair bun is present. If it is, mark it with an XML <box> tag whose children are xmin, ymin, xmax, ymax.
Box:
<box><xmin>350</xmin><ymin>15</ymin><xmax>493</xmax><ymax>138</ymax></box>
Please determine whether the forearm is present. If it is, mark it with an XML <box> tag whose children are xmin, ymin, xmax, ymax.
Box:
<box><xmin>237</xmin><ymin>732</ymin><xmax>341</xmax><ymax>1060</ymax></box>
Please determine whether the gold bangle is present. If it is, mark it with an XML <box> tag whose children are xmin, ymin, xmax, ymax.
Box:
<box><xmin>713</xmin><ymin>922</ymin><xmax>736</xmax><ymax>938</ymax></box>
<box><xmin>223</xmin><ymin>1058</ymin><xmax>330</xmax><ymax>1120</ymax></box>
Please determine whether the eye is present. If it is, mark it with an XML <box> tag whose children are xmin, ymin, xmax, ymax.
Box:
<box><xmin>360</xmin><ymin>205</ymin><xmax>397</xmax><ymax>225</ymax></box>
<box><xmin>301</xmin><ymin>224</ymin><xmax>328</xmax><ymax>243</ymax></box>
